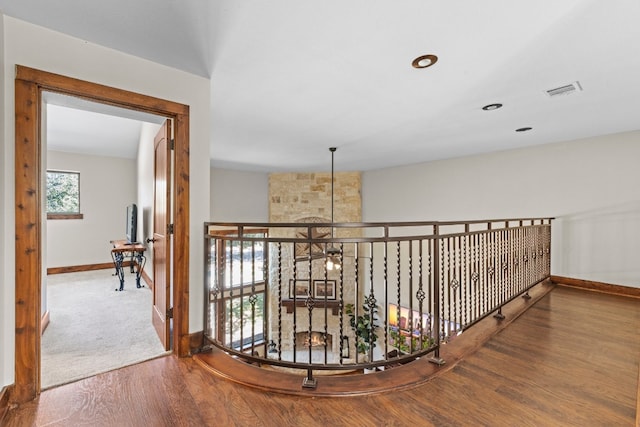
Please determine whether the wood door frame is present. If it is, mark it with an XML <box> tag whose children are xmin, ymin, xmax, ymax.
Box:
<box><xmin>14</xmin><ymin>65</ymin><xmax>191</xmax><ymax>403</ymax></box>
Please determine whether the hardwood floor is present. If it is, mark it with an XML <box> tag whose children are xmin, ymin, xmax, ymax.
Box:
<box><xmin>4</xmin><ymin>285</ymin><xmax>639</xmax><ymax>426</ymax></box>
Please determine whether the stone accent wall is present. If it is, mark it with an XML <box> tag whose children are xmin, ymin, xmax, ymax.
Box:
<box><xmin>267</xmin><ymin>172</ymin><xmax>362</xmax><ymax>357</ymax></box>
<box><xmin>269</xmin><ymin>172</ymin><xmax>361</xmax><ymax>223</ymax></box>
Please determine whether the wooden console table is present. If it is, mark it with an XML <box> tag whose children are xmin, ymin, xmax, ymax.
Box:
<box><xmin>110</xmin><ymin>239</ymin><xmax>146</xmax><ymax>291</ymax></box>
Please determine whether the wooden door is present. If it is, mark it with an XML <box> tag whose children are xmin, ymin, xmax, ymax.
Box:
<box><xmin>152</xmin><ymin>120</ymin><xmax>172</xmax><ymax>350</ymax></box>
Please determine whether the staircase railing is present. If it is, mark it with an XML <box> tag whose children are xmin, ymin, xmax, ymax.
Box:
<box><xmin>204</xmin><ymin>218</ymin><xmax>552</xmax><ymax>388</ymax></box>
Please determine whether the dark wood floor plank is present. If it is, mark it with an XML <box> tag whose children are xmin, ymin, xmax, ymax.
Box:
<box><xmin>177</xmin><ymin>357</ymin><xmax>262</xmax><ymax>427</ymax></box>
<box><xmin>4</xmin><ymin>285</ymin><xmax>639</xmax><ymax>426</ymax></box>
<box><xmin>467</xmin><ymin>345</ymin><xmax>635</xmax><ymax>425</ymax></box>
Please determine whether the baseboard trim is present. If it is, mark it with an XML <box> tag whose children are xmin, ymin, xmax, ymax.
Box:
<box><xmin>47</xmin><ymin>262</ymin><xmax>150</xmax><ymax>288</ymax></box>
<box><xmin>0</xmin><ymin>385</ymin><xmax>12</xmax><ymax>424</ymax></box>
<box><xmin>141</xmin><ymin>268</ymin><xmax>153</xmax><ymax>291</ymax></box>
<box><xmin>41</xmin><ymin>310</ymin><xmax>50</xmax><ymax>335</ymax></box>
<box><xmin>550</xmin><ymin>275</ymin><xmax>640</xmax><ymax>299</ymax></box>
<box><xmin>47</xmin><ymin>262</ymin><xmax>120</xmax><ymax>275</ymax></box>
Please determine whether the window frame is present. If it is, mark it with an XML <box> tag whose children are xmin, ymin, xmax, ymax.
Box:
<box><xmin>46</xmin><ymin>169</ymin><xmax>83</xmax><ymax>220</ymax></box>
<box><xmin>212</xmin><ymin>228</ymin><xmax>268</xmax><ymax>351</ymax></box>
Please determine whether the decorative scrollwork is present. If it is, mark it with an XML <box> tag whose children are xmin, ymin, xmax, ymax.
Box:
<box><xmin>305</xmin><ymin>294</ymin><xmax>315</xmax><ymax>311</ymax></box>
<box><xmin>416</xmin><ymin>288</ymin><xmax>426</xmax><ymax>302</ymax></box>
<box><xmin>450</xmin><ymin>278</ymin><xmax>459</xmax><ymax>290</ymax></box>
<box><xmin>471</xmin><ymin>271</ymin><xmax>479</xmax><ymax>283</ymax></box>
<box><xmin>365</xmin><ymin>293</ymin><xmax>377</xmax><ymax>310</ymax></box>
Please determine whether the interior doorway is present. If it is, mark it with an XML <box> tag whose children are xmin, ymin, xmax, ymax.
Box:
<box><xmin>41</xmin><ymin>95</ymin><xmax>169</xmax><ymax>388</ymax></box>
<box><xmin>14</xmin><ymin>65</ymin><xmax>191</xmax><ymax>403</ymax></box>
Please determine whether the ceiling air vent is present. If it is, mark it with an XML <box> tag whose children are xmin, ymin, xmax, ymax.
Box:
<box><xmin>546</xmin><ymin>81</ymin><xmax>582</xmax><ymax>97</ymax></box>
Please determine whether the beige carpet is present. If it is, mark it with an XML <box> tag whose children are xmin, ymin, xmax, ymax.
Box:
<box><xmin>41</xmin><ymin>269</ymin><xmax>169</xmax><ymax>389</ymax></box>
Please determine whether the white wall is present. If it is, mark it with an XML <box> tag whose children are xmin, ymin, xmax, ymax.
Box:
<box><xmin>363</xmin><ymin>131</ymin><xmax>640</xmax><ymax>288</ymax></box>
<box><xmin>210</xmin><ymin>167</ymin><xmax>269</xmax><ymax>222</ymax></box>
<box><xmin>46</xmin><ymin>151</ymin><xmax>137</xmax><ymax>267</ymax></box>
<box><xmin>1</xmin><ymin>16</ymin><xmax>211</xmax><ymax>388</ymax></box>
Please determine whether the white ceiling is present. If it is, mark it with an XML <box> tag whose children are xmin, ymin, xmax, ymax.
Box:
<box><xmin>2</xmin><ymin>1</ymin><xmax>640</xmax><ymax>171</ymax></box>
<box><xmin>44</xmin><ymin>92</ymin><xmax>165</xmax><ymax>159</ymax></box>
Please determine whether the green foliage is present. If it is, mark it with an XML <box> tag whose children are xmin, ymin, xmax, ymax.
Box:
<box><xmin>228</xmin><ymin>294</ymin><xmax>264</xmax><ymax>332</ymax></box>
<box><xmin>389</xmin><ymin>329</ymin><xmax>408</xmax><ymax>353</ymax></box>
<box><xmin>46</xmin><ymin>171</ymin><xmax>80</xmax><ymax>213</ymax></box>
<box><xmin>389</xmin><ymin>328</ymin><xmax>434</xmax><ymax>354</ymax></box>
<box><xmin>345</xmin><ymin>302</ymin><xmax>379</xmax><ymax>355</ymax></box>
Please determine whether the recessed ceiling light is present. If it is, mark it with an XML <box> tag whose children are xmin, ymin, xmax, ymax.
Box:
<box><xmin>412</xmin><ymin>54</ymin><xmax>438</xmax><ymax>69</ymax></box>
<box><xmin>482</xmin><ymin>103</ymin><xmax>503</xmax><ymax>111</ymax></box>
<box><xmin>515</xmin><ymin>127</ymin><xmax>533</xmax><ymax>132</ymax></box>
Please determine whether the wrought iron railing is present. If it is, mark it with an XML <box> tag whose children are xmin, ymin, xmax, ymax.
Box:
<box><xmin>204</xmin><ymin>218</ymin><xmax>552</xmax><ymax>388</ymax></box>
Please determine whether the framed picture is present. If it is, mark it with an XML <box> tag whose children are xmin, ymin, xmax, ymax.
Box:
<box><xmin>313</xmin><ymin>280</ymin><xmax>336</xmax><ymax>300</ymax></box>
<box><xmin>289</xmin><ymin>279</ymin><xmax>311</xmax><ymax>299</ymax></box>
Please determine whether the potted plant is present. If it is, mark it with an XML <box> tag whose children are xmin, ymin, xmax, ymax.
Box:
<box><xmin>345</xmin><ymin>303</ymin><xmax>379</xmax><ymax>358</ymax></box>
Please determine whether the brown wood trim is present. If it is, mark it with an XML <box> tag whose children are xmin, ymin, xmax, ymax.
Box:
<box><xmin>47</xmin><ymin>263</ymin><xmax>117</xmax><ymax>275</ymax></box>
<box><xmin>46</xmin><ymin>213</ymin><xmax>83</xmax><ymax>220</ymax></box>
<box><xmin>0</xmin><ymin>385</ymin><xmax>12</xmax><ymax>424</ymax></box>
<box><xmin>188</xmin><ymin>331</ymin><xmax>204</xmax><ymax>354</ymax></box>
<box><xmin>15</xmin><ymin>66</ymin><xmax>189</xmax><ymax>117</ymax></box>
<box><xmin>174</xmin><ymin>111</ymin><xmax>190</xmax><ymax>358</ymax></box>
<box><xmin>41</xmin><ymin>311</ymin><xmax>50</xmax><ymax>336</ymax></box>
<box><xmin>550</xmin><ymin>275</ymin><xmax>640</xmax><ymax>299</ymax></box>
<box><xmin>46</xmin><ymin>259</ymin><xmax>142</xmax><ymax>281</ymax></box>
<box><xmin>14</xmin><ymin>77</ymin><xmax>41</xmax><ymax>404</ymax></box>
<box><xmin>140</xmin><ymin>268</ymin><xmax>153</xmax><ymax>291</ymax></box>
<box><xmin>282</xmin><ymin>299</ymin><xmax>341</xmax><ymax>315</ymax></box>
<box><xmin>14</xmin><ymin>65</ymin><xmax>191</xmax><ymax>403</ymax></box>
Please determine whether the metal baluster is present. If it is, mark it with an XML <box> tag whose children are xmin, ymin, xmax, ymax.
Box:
<box><xmin>493</xmin><ymin>226</ymin><xmax>505</xmax><ymax>320</ymax></box>
<box><xmin>338</xmin><ymin>241</ymin><xmax>346</xmax><ymax>364</ymax></box>
<box><xmin>227</xmin><ymin>240</ymin><xmax>234</xmax><ymax>346</ymax></box>
<box><xmin>462</xmin><ymin>233</ymin><xmax>468</xmax><ymax>328</ymax></box>
<box><xmin>408</xmin><ymin>241</ymin><xmax>414</xmax><ymax>353</ymax></box>
<box><xmin>374</xmin><ymin>241</ymin><xmax>387</xmax><ymax>360</ymax></box>
<box><xmin>429</xmin><ymin>225</ymin><xmax>445</xmax><ymax>365</ymax></box>
<box><xmin>397</xmin><ymin>241</ymin><xmax>403</xmax><ymax>350</ymax></box>
<box><xmin>249</xmin><ymin>238</ymin><xmax>256</xmax><ymax>355</ymax></box>
<box><xmin>417</xmin><ymin>239</ymin><xmax>425</xmax><ymax>351</ymax></box>
<box><xmin>276</xmin><ymin>242</ymin><xmax>282</xmax><ymax>360</ymax></box>
<box><xmin>292</xmin><ymin>241</ymin><xmax>298</xmax><ymax>363</ymax></box>
<box><xmin>239</xmin><ymin>236</ymin><xmax>245</xmax><ymax>353</ymax></box>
